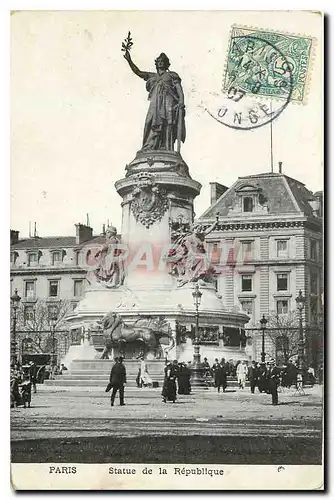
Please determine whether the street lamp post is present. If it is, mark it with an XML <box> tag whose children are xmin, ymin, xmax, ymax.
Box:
<box><xmin>260</xmin><ymin>314</ymin><xmax>267</xmax><ymax>363</ymax></box>
<box><xmin>296</xmin><ymin>290</ymin><xmax>306</xmax><ymax>384</ymax></box>
<box><xmin>191</xmin><ymin>283</ymin><xmax>206</xmax><ymax>388</ymax></box>
<box><xmin>49</xmin><ymin>307</ymin><xmax>59</xmax><ymax>371</ymax></box>
<box><xmin>11</xmin><ymin>289</ymin><xmax>21</xmax><ymax>365</ymax></box>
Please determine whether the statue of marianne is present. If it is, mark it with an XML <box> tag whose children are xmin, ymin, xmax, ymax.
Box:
<box><xmin>123</xmin><ymin>50</ymin><xmax>186</xmax><ymax>152</ymax></box>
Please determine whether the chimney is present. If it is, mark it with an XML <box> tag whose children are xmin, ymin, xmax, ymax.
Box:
<box><xmin>209</xmin><ymin>182</ymin><xmax>228</xmax><ymax>205</ymax></box>
<box><xmin>278</xmin><ymin>161</ymin><xmax>283</xmax><ymax>174</ymax></box>
<box><xmin>101</xmin><ymin>223</ymin><xmax>106</xmax><ymax>236</ymax></box>
<box><xmin>312</xmin><ymin>191</ymin><xmax>323</xmax><ymax>217</ymax></box>
<box><xmin>75</xmin><ymin>223</ymin><xmax>93</xmax><ymax>244</ymax></box>
<box><xmin>10</xmin><ymin>230</ymin><xmax>19</xmax><ymax>246</ymax></box>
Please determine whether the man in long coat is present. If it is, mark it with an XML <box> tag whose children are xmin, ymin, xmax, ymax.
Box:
<box><xmin>248</xmin><ymin>361</ymin><xmax>259</xmax><ymax>394</ymax></box>
<box><xmin>212</xmin><ymin>358</ymin><xmax>221</xmax><ymax>390</ymax></box>
<box><xmin>109</xmin><ymin>357</ymin><xmax>127</xmax><ymax>406</ymax></box>
<box><xmin>266</xmin><ymin>359</ymin><xmax>281</xmax><ymax>405</ymax></box>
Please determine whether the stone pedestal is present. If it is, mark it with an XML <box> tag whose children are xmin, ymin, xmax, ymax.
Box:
<box><xmin>65</xmin><ymin>150</ymin><xmax>250</xmax><ymax>365</ymax></box>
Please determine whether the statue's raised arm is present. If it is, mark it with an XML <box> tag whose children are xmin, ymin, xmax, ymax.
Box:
<box><xmin>121</xmin><ymin>32</ymin><xmax>186</xmax><ymax>152</ymax></box>
<box><xmin>123</xmin><ymin>50</ymin><xmax>149</xmax><ymax>81</ymax></box>
<box><xmin>204</xmin><ymin>219</ymin><xmax>219</xmax><ymax>236</ymax></box>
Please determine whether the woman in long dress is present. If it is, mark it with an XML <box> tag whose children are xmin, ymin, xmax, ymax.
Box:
<box><xmin>162</xmin><ymin>361</ymin><xmax>178</xmax><ymax>403</ymax></box>
<box><xmin>139</xmin><ymin>358</ymin><xmax>153</xmax><ymax>387</ymax></box>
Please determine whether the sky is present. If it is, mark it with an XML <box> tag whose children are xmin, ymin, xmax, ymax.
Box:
<box><xmin>10</xmin><ymin>10</ymin><xmax>323</xmax><ymax>238</ymax></box>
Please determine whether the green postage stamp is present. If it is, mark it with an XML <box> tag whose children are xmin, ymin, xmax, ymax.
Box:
<box><xmin>223</xmin><ymin>25</ymin><xmax>313</xmax><ymax>103</ymax></box>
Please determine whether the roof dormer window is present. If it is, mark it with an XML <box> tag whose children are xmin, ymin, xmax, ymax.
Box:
<box><xmin>27</xmin><ymin>252</ymin><xmax>39</xmax><ymax>267</ymax></box>
<box><xmin>243</xmin><ymin>196</ymin><xmax>254</xmax><ymax>212</ymax></box>
<box><xmin>228</xmin><ymin>183</ymin><xmax>268</xmax><ymax>217</ymax></box>
<box><xmin>52</xmin><ymin>251</ymin><xmax>61</xmax><ymax>265</ymax></box>
<box><xmin>50</xmin><ymin>249</ymin><xmax>65</xmax><ymax>265</ymax></box>
<box><xmin>10</xmin><ymin>251</ymin><xmax>19</xmax><ymax>265</ymax></box>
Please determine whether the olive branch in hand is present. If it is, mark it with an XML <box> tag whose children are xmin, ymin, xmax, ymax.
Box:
<box><xmin>121</xmin><ymin>31</ymin><xmax>133</xmax><ymax>53</ymax></box>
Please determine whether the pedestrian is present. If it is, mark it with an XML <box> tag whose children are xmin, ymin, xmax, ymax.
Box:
<box><xmin>203</xmin><ymin>357</ymin><xmax>211</xmax><ymax>377</ymax></box>
<box><xmin>266</xmin><ymin>359</ymin><xmax>280</xmax><ymax>405</ymax></box>
<box><xmin>19</xmin><ymin>373</ymin><xmax>32</xmax><ymax>408</ymax></box>
<box><xmin>236</xmin><ymin>360</ymin><xmax>247</xmax><ymax>389</ymax></box>
<box><xmin>136</xmin><ymin>364</ymin><xmax>141</xmax><ymax>388</ymax></box>
<box><xmin>177</xmin><ymin>362</ymin><xmax>191</xmax><ymax>395</ymax></box>
<box><xmin>218</xmin><ymin>358</ymin><xmax>229</xmax><ymax>393</ymax></box>
<box><xmin>162</xmin><ymin>360</ymin><xmax>178</xmax><ymax>403</ymax></box>
<box><xmin>212</xmin><ymin>358</ymin><xmax>221</xmax><ymax>389</ymax></box>
<box><xmin>28</xmin><ymin>361</ymin><xmax>38</xmax><ymax>394</ymax></box>
<box><xmin>109</xmin><ymin>357</ymin><xmax>127</xmax><ymax>406</ymax></box>
<box><xmin>186</xmin><ymin>361</ymin><xmax>192</xmax><ymax>394</ymax></box>
<box><xmin>44</xmin><ymin>364</ymin><xmax>51</xmax><ymax>381</ymax></box>
<box><xmin>283</xmin><ymin>361</ymin><xmax>298</xmax><ymax>388</ymax></box>
<box><xmin>10</xmin><ymin>367</ymin><xmax>22</xmax><ymax>408</ymax></box>
<box><xmin>183</xmin><ymin>362</ymin><xmax>191</xmax><ymax>394</ymax></box>
<box><xmin>139</xmin><ymin>357</ymin><xmax>153</xmax><ymax>387</ymax></box>
<box><xmin>229</xmin><ymin>360</ymin><xmax>237</xmax><ymax>377</ymax></box>
<box><xmin>307</xmin><ymin>365</ymin><xmax>316</xmax><ymax>385</ymax></box>
<box><xmin>248</xmin><ymin>360</ymin><xmax>259</xmax><ymax>394</ymax></box>
<box><xmin>257</xmin><ymin>363</ymin><xmax>268</xmax><ymax>393</ymax></box>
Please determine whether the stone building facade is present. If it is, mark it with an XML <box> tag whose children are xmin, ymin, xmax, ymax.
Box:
<box><xmin>10</xmin><ymin>223</ymin><xmax>100</xmax><ymax>362</ymax></box>
<box><xmin>199</xmin><ymin>171</ymin><xmax>323</xmax><ymax>367</ymax></box>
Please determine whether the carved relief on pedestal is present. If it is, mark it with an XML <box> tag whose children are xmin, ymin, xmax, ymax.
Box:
<box><xmin>130</xmin><ymin>173</ymin><xmax>168</xmax><ymax>229</ymax></box>
<box><xmin>168</xmin><ymin>213</ymin><xmax>191</xmax><ymax>242</ymax></box>
<box><xmin>166</xmin><ymin>221</ymin><xmax>219</xmax><ymax>287</ymax></box>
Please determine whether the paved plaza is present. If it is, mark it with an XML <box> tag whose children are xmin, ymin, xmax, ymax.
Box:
<box><xmin>11</xmin><ymin>384</ymin><xmax>323</xmax><ymax>465</ymax></box>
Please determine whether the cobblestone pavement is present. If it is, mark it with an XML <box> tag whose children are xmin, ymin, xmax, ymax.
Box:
<box><xmin>11</xmin><ymin>384</ymin><xmax>322</xmax><ymax>441</ymax></box>
<box><xmin>11</xmin><ymin>385</ymin><xmax>323</xmax><ymax>464</ymax></box>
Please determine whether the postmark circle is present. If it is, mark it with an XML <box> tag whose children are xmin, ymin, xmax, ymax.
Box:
<box><xmin>207</xmin><ymin>34</ymin><xmax>294</xmax><ymax>130</ymax></box>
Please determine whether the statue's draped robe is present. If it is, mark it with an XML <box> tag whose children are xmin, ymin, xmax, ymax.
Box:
<box><xmin>142</xmin><ymin>71</ymin><xmax>186</xmax><ymax>150</ymax></box>
<box><xmin>94</xmin><ymin>235</ymin><xmax>125</xmax><ymax>287</ymax></box>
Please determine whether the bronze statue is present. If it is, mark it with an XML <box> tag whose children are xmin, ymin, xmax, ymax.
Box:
<box><xmin>99</xmin><ymin>312</ymin><xmax>175</xmax><ymax>359</ymax></box>
<box><xmin>122</xmin><ymin>33</ymin><xmax>186</xmax><ymax>152</ymax></box>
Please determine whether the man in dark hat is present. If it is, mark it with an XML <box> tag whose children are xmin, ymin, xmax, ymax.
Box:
<box><xmin>248</xmin><ymin>360</ymin><xmax>259</xmax><ymax>394</ymax></box>
<box><xmin>109</xmin><ymin>357</ymin><xmax>127</xmax><ymax>406</ymax></box>
<box><xmin>266</xmin><ymin>358</ymin><xmax>280</xmax><ymax>405</ymax></box>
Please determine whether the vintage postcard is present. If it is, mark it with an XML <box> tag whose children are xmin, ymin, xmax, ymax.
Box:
<box><xmin>10</xmin><ymin>10</ymin><xmax>323</xmax><ymax>490</ymax></box>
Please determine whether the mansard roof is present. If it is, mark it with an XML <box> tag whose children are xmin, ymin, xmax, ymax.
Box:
<box><xmin>199</xmin><ymin>172</ymin><xmax>318</xmax><ymax>219</ymax></box>
<box><xmin>11</xmin><ymin>236</ymin><xmax>77</xmax><ymax>250</ymax></box>
<box><xmin>11</xmin><ymin>234</ymin><xmax>119</xmax><ymax>251</ymax></box>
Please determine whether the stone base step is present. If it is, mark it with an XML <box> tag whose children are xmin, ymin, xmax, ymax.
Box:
<box><xmin>57</xmin><ymin>374</ymin><xmax>114</xmax><ymax>380</ymax></box>
<box><xmin>44</xmin><ymin>379</ymin><xmax>146</xmax><ymax>388</ymax></box>
<box><xmin>44</xmin><ymin>359</ymin><xmax>166</xmax><ymax>387</ymax></box>
<box><xmin>69</xmin><ymin>359</ymin><xmax>166</xmax><ymax>371</ymax></box>
<box><xmin>44</xmin><ymin>359</ymin><xmax>249</xmax><ymax>389</ymax></box>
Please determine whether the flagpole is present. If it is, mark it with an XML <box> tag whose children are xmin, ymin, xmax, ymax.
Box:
<box><xmin>270</xmin><ymin>100</ymin><xmax>274</xmax><ymax>173</ymax></box>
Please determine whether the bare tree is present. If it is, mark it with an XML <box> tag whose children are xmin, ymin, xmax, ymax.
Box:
<box><xmin>266</xmin><ymin>311</ymin><xmax>300</xmax><ymax>365</ymax></box>
<box><xmin>16</xmin><ymin>299</ymin><xmax>73</xmax><ymax>353</ymax></box>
